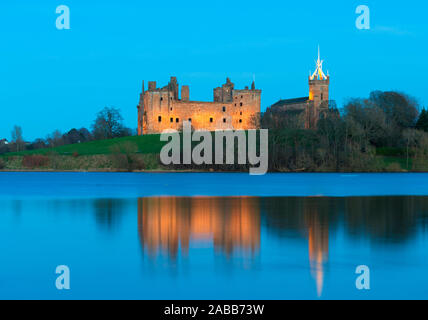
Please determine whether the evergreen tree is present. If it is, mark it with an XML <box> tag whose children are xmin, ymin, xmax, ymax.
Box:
<box><xmin>416</xmin><ymin>109</ymin><xmax>428</xmax><ymax>132</ymax></box>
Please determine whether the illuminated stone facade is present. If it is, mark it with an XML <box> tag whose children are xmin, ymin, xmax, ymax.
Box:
<box><xmin>137</xmin><ymin>77</ymin><xmax>261</xmax><ymax>135</ymax></box>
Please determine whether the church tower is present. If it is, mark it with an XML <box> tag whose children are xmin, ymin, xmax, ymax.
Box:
<box><xmin>309</xmin><ymin>47</ymin><xmax>329</xmax><ymax>107</ymax></box>
<box><xmin>308</xmin><ymin>46</ymin><xmax>330</xmax><ymax>127</ymax></box>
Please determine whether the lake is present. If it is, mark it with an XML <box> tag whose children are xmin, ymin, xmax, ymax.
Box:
<box><xmin>1</xmin><ymin>173</ymin><xmax>428</xmax><ymax>299</ymax></box>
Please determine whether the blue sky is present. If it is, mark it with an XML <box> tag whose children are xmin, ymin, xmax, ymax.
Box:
<box><xmin>0</xmin><ymin>0</ymin><xmax>427</xmax><ymax>140</ymax></box>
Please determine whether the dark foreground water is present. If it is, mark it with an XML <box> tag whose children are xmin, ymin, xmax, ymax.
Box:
<box><xmin>1</xmin><ymin>173</ymin><xmax>428</xmax><ymax>299</ymax></box>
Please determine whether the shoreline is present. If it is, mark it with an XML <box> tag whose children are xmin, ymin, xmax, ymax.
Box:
<box><xmin>1</xmin><ymin>169</ymin><xmax>425</xmax><ymax>173</ymax></box>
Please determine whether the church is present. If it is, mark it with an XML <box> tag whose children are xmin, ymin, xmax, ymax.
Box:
<box><xmin>267</xmin><ymin>47</ymin><xmax>332</xmax><ymax>128</ymax></box>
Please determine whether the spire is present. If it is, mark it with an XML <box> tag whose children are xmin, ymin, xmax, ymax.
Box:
<box><xmin>318</xmin><ymin>45</ymin><xmax>320</xmax><ymax>63</ymax></box>
<box><xmin>310</xmin><ymin>46</ymin><xmax>328</xmax><ymax>81</ymax></box>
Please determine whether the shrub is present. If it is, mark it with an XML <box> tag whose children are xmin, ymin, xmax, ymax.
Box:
<box><xmin>0</xmin><ymin>158</ymin><xmax>5</xmax><ymax>169</ymax></box>
<box><xmin>109</xmin><ymin>142</ymin><xmax>143</xmax><ymax>171</ymax></box>
<box><xmin>141</xmin><ymin>154</ymin><xmax>160</xmax><ymax>170</ymax></box>
<box><xmin>22</xmin><ymin>155</ymin><xmax>50</xmax><ymax>168</ymax></box>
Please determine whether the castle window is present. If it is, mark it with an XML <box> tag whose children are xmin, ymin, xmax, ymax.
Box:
<box><xmin>240</xmin><ymin>111</ymin><xmax>242</xmax><ymax>115</ymax></box>
<box><xmin>170</xmin><ymin>118</ymin><xmax>173</xmax><ymax>123</ymax></box>
<box><xmin>170</xmin><ymin>107</ymin><xmax>173</xmax><ymax>111</ymax></box>
<box><xmin>321</xmin><ymin>93</ymin><xmax>324</xmax><ymax>100</ymax></box>
<box><xmin>241</xmin><ymin>95</ymin><xmax>243</xmax><ymax>98</ymax></box>
<box><xmin>222</xmin><ymin>106</ymin><xmax>226</xmax><ymax>112</ymax></box>
<box><xmin>176</xmin><ymin>118</ymin><xmax>179</xmax><ymax>123</ymax></box>
<box><xmin>223</xmin><ymin>118</ymin><xmax>226</xmax><ymax>123</ymax></box>
<box><xmin>158</xmin><ymin>116</ymin><xmax>162</xmax><ymax>122</ymax></box>
<box><xmin>210</xmin><ymin>118</ymin><xmax>213</xmax><ymax>123</ymax></box>
<box><xmin>240</xmin><ymin>102</ymin><xmax>243</xmax><ymax>106</ymax></box>
<box><xmin>188</xmin><ymin>118</ymin><xmax>191</xmax><ymax>122</ymax></box>
<box><xmin>235</xmin><ymin>103</ymin><xmax>237</xmax><ymax>107</ymax></box>
<box><xmin>160</xmin><ymin>97</ymin><xmax>163</xmax><ymax>101</ymax></box>
<box><xmin>239</xmin><ymin>119</ymin><xmax>242</xmax><ymax>123</ymax></box>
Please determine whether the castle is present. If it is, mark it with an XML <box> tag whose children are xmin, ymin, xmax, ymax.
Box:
<box><xmin>137</xmin><ymin>48</ymin><xmax>330</xmax><ymax>134</ymax></box>
<box><xmin>137</xmin><ymin>77</ymin><xmax>261</xmax><ymax>135</ymax></box>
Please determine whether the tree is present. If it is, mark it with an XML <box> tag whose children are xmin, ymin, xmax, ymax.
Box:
<box><xmin>402</xmin><ymin>129</ymin><xmax>419</xmax><ymax>169</ymax></box>
<box><xmin>369</xmin><ymin>91</ymin><xmax>419</xmax><ymax>129</ymax></box>
<box><xmin>62</xmin><ymin>127</ymin><xmax>93</xmax><ymax>144</ymax></box>
<box><xmin>78</xmin><ymin>128</ymin><xmax>93</xmax><ymax>142</ymax></box>
<box><xmin>11</xmin><ymin>125</ymin><xmax>25</xmax><ymax>152</ymax></box>
<box><xmin>28</xmin><ymin>138</ymin><xmax>48</xmax><ymax>150</ymax></box>
<box><xmin>92</xmin><ymin>107</ymin><xmax>127</xmax><ymax>140</ymax></box>
<box><xmin>47</xmin><ymin>130</ymin><xmax>64</xmax><ymax>147</ymax></box>
<box><xmin>416</xmin><ymin>109</ymin><xmax>428</xmax><ymax>132</ymax></box>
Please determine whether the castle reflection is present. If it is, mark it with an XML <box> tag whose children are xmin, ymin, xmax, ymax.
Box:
<box><xmin>137</xmin><ymin>197</ymin><xmax>261</xmax><ymax>259</ymax></box>
<box><xmin>135</xmin><ymin>196</ymin><xmax>428</xmax><ymax>297</ymax></box>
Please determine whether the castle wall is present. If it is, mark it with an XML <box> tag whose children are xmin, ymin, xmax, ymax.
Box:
<box><xmin>139</xmin><ymin>78</ymin><xmax>261</xmax><ymax>134</ymax></box>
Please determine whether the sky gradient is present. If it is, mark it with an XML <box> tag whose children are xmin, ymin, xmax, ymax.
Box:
<box><xmin>1</xmin><ymin>0</ymin><xmax>427</xmax><ymax>140</ymax></box>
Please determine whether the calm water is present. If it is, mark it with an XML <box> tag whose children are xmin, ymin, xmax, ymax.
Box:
<box><xmin>1</xmin><ymin>173</ymin><xmax>428</xmax><ymax>299</ymax></box>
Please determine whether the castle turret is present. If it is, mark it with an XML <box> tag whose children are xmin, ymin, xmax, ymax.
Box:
<box><xmin>214</xmin><ymin>78</ymin><xmax>234</xmax><ymax>103</ymax></box>
<box><xmin>137</xmin><ymin>80</ymin><xmax>145</xmax><ymax>135</ymax></box>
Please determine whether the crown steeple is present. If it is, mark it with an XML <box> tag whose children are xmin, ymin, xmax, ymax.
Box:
<box><xmin>310</xmin><ymin>46</ymin><xmax>328</xmax><ymax>81</ymax></box>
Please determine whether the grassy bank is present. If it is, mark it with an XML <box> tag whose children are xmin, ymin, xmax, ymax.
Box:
<box><xmin>1</xmin><ymin>134</ymin><xmax>427</xmax><ymax>172</ymax></box>
<box><xmin>4</xmin><ymin>134</ymin><xmax>164</xmax><ymax>156</ymax></box>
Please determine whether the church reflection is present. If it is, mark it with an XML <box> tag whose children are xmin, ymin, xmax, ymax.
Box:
<box><xmin>305</xmin><ymin>203</ymin><xmax>329</xmax><ymax>297</ymax></box>
<box><xmin>135</xmin><ymin>195</ymin><xmax>428</xmax><ymax>297</ymax></box>
<box><xmin>137</xmin><ymin>197</ymin><xmax>261</xmax><ymax>259</ymax></box>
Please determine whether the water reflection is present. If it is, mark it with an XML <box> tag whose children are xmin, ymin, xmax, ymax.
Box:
<box><xmin>136</xmin><ymin>196</ymin><xmax>428</xmax><ymax>297</ymax></box>
<box><xmin>137</xmin><ymin>197</ymin><xmax>260</xmax><ymax>259</ymax></box>
<box><xmin>306</xmin><ymin>207</ymin><xmax>329</xmax><ymax>297</ymax></box>
<box><xmin>2</xmin><ymin>194</ymin><xmax>428</xmax><ymax>299</ymax></box>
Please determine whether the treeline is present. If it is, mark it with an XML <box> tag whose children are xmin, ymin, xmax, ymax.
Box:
<box><xmin>2</xmin><ymin>91</ymin><xmax>428</xmax><ymax>173</ymax></box>
<box><xmin>263</xmin><ymin>91</ymin><xmax>428</xmax><ymax>171</ymax></box>
<box><xmin>0</xmin><ymin>107</ymin><xmax>133</xmax><ymax>154</ymax></box>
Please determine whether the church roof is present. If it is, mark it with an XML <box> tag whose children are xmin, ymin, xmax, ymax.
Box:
<box><xmin>271</xmin><ymin>97</ymin><xmax>309</xmax><ymax>108</ymax></box>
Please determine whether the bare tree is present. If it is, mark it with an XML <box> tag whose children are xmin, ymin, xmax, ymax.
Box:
<box><xmin>11</xmin><ymin>125</ymin><xmax>25</xmax><ymax>152</ymax></box>
<box><xmin>92</xmin><ymin>107</ymin><xmax>128</xmax><ymax>140</ymax></box>
<box><xmin>47</xmin><ymin>130</ymin><xmax>64</xmax><ymax>148</ymax></box>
